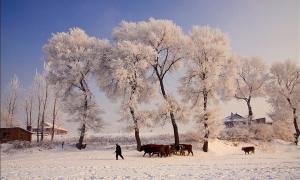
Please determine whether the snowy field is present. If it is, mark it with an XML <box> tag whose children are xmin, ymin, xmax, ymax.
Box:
<box><xmin>1</xmin><ymin>140</ymin><xmax>299</xmax><ymax>180</ymax></box>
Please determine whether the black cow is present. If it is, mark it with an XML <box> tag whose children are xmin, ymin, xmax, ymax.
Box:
<box><xmin>242</xmin><ymin>146</ymin><xmax>255</xmax><ymax>154</ymax></box>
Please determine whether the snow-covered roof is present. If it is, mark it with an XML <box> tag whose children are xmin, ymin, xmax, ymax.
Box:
<box><xmin>224</xmin><ymin>113</ymin><xmax>270</xmax><ymax>124</ymax></box>
<box><xmin>39</xmin><ymin>122</ymin><xmax>68</xmax><ymax>132</ymax></box>
<box><xmin>224</xmin><ymin>113</ymin><xmax>247</xmax><ymax>122</ymax></box>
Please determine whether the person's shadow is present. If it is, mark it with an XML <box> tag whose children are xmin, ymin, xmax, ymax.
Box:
<box><xmin>86</xmin><ymin>158</ymin><xmax>116</xmax><ymax>161</ymax></box>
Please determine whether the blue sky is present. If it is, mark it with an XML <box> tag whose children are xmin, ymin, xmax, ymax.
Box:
<box><xmin>1</xmin><ymin>0</ymin><xmax>299</xmax><ymax>133</ymax></box>
<box><xmin>2</xmin><ymin>0</ymin><xmax>299</xmax><ymax>89</ymax></box>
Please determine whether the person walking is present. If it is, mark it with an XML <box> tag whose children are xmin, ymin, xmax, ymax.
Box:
<box><xmin>115</xmin><ymin>144</ymin><xmax>124</xmax><ymax>160</ymax></box>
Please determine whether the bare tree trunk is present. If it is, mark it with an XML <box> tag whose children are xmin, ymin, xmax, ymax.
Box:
<box><xmin>41</xmin><ymin>85</ymin><xmax>48</xmax><ymax>141</ymax></box>
<box><xmin>129</xmin><ymin>69</ymin><xmax>143</xmax><ymax>151</ymax></box>
<box><xmin>130</xmin><ymin>106</ymin><xmax>141</xmax><ymax>151</ymax></box>
<box><xmin>77</xmin><ymin>79</ymin><xmax>89</xmax><ymax>149</ymax></box>
<box><xmin>37</xmin><ymin>98</ymin><xmax>41</xmax><ymax>142</ymax></box>
<box><xmin>158</xmin><ymin>76</ymin><xmax>179</xmax><ymax>147</ymax></box>
<box><xmin>10</xmin><ymin>116</ymin><xmax>13</xmax><ymax>127</ymax></box>
<box><xmin>10</xmin><ymin>93</ymin><xmax>17</xmax><ymax>127</ymax></box>
<box><xmin>51</xmin><ymin>97</ymin><xmax>57</xmax><ymax>142</ymax></box>
<box><xmin>29</xmin><ymin>96</ymin><xmax>33</xmax><ymax>130</ymax></box>
<box><xmin>286</xmin><ymin>98</ymin><xmax>300</xmax><ymax>145</ymax></box>
<box><xmin>6</xmin><ymin>93</ymin><xmax>17</xmax><ymax>127</ymax></box>
<box><xmin>170</xmin><ymin>111</ymin><xmax>179</xmax><ymax>145</ymax></box>
<box><xmin>246</xmin><ymin>98</ymin><xmax>253</xmax><ymax>126</ymax></box>
<box><xmin>77</xmin><ymin>93</ymin><xmax>87</xmax><ymax>149</ymax></box>
<box><xmin>25</xmin><ymin>101</ymin><xmax>29</xmax><ymax>128</ymax></box>
<box><xmin>7</xmin><ymin>97</ymin><xmax>12</xmax><ymax>127</ymax></box>
<box><xmin>292</xmin><ymin>108</ymin><xmax>300</xmax><ymax>145</ymax></box>
<box><xmin>202</xmin><ymin>90</ymin><xmax>209</xmax><ymax>152</ymax></box>
<box><xmin>78</xmin><ymin>123</ymin><xmax>86</xmax><ymax>149</ymax></box>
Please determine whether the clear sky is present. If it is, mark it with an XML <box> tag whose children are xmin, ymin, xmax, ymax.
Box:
<box><xmin>1</xmin><ymin>0</ymin><xmax>299</xmax><ymax>134</ymax></box>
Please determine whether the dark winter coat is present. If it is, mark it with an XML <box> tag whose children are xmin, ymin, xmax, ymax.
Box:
<box><xmin>116</xmin><ymin>145</ymin><xmax>122</xmax><ymax>154</ymax></box>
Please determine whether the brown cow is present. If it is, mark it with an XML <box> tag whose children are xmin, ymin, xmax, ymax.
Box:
<box><xmin>140</xmin><ymin>144</ymin><xmax>165</xmax><ymax>157</ymax></box>
<box><xmin>152</xmin><ymin>145</ymin><xmax>170</xmax><ymax>157</ymax></box>
<box><xmin>140</xmin><ymin>144</ymin><xmax>154</xmax><ymax>157</ymax></box>
<box><xmin>170</xmin><ymin>144</ymin><xmax>180</xmax><ymax>155</ymax></box>
<box><xmin>180</xmin><ymin>149</ymin><xmax>185</xmax><ymax>156</ymax></box>
<box><xmin>170</xmin><ymin>144</ymin><xmax>193</xmax><ymax>156</ymax></box>
<box><xmin>180</xmin><ymin>144</ymin><xmax>193</xmax><ymax>156</ymax></box>
<box><xmin>170</xmin><ymin>146</ymin><xmax>177</xmax><ymax>155</ymax></box>
<box><xmin>164</xmin><ymin>145</ymin><xmax>170</xmax><ymax>156</ymax></box>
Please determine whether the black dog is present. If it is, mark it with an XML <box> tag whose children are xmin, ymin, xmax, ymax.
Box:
<box><xmin>242</xmin><ymin>146</ymin><xmax>255</xmax><ymax>154</ymax></box>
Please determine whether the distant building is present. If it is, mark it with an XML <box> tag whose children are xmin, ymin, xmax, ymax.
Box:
<box><xmin>253</xmin><ymin>117</ymin><xmax>266</xmax><ymax>124</ymax></box>
<box><xmin>32</xmin><ymin>122</ymin><xmax>67</xmax><ymax>135</ymax></box>
<box><xmin>0</xmin><ymin>127</ymin><xmax>33</xmax><ymax>143</ymax></box>
<box><xmin>224</xmin><ymin>113</ymin><xmax>247</xmax><ymax>127</ymax></box>
<box><xmin>224</xmin><ymin>113</ymin><xmax>271</xmax><ymax>128</ymax></box>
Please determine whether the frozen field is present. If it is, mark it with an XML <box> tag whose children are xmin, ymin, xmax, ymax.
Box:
<box><xmin>1</xmin><ymin>140</ymin><xmax>299</xmax><ymax>180</ymax></box>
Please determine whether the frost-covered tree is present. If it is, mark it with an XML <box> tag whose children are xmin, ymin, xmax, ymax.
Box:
<box><xmin>113</xmin><ymin>18</ymin><xmax>187</xmax><ymax>147</ymax></box>
<box><xmin>99</xmin><ymin>40</ymin><xmax>155</xmax><ymax>150</ymax></box>
<box><xmin>2</xmin><ymin>75</ymin><xmax>20</xmax><ymax>127</ymax></box>
<box><xmin>153</xmin><ymin>95</ymin><xmax>190</xmax><ymax>129</ymax></box>
<box><xmin>24</xmin><ymin>85</ymin><xmax>34</xmax><ymax>131</ymax></box>
<box><xmin>43</xmin><ymin>82</ymin><xmax>62</xmax><ymax>142</ymax></box>
<box><xmin>40</xmin><ymin>78</ymin><xmax>49</xmax><ymax>142</ymax></box>
<box><xmin>267</xmin><ymin>60</ymin><xmax>300</xmax><ymax>145</ymax></box>
<box><xmin>32</xmin><ymin>71</ymin><xmax>46</xmax><ymax>142</ymax></box>
<box><xmin>43</xmin><ymin>28</ymin><xmax>108</xmax><ymax>149</ymax></box>
<box><xmin>179</xmin><ymin>26</ymin><xmax>235</xmax><ymax>152</ymax></box>
<box><xmin>31</xmin><ymin>70</ymin><xmax>63</xmax><ymax>142</ymax></box>
<box><xmin>234</xmin><ymin>57</ymin><xmax>268</xmax><ymax>125</ymax></box>
<box><xmin>268</xmin><ymin>103</ymin><xmax>294</xmax><ymax>141</ymax></box>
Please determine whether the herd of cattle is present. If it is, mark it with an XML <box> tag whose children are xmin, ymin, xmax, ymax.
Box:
<box><xmin>139</xmin><ymin>144</ymin><xmax>193</xmax><ymax>157</ymax></box>
<box><xmin>138</xmin><ymin>144</ymin><xmax>256</xmax><ymax>157</ymax></box>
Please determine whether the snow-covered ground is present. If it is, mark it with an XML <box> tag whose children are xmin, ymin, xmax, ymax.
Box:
<box><xmin>1</xmin><ymin>139</ymin><xmax>299</xmax><ymax>180</ymax></box>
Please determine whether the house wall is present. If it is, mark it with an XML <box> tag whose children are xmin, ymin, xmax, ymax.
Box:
<box><xmin>0</xmin><ymin>128</ymin><xmax>32</xmax><ymax>143</ymax></box>
<box><xmin>225</xmin><ymin>121</ymin><xmax>247</xmax><ymax>128</ymax></box>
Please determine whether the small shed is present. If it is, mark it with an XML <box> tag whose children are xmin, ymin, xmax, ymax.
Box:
<box><xmin>253</xmin><ymin>117</ymin><xmax>266</xmax><ymax>124</ymax></box>
<box><xmin>0</xmin><ymin>127</ymin><xmax>33</xmax><ymax>143</ymax></box>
